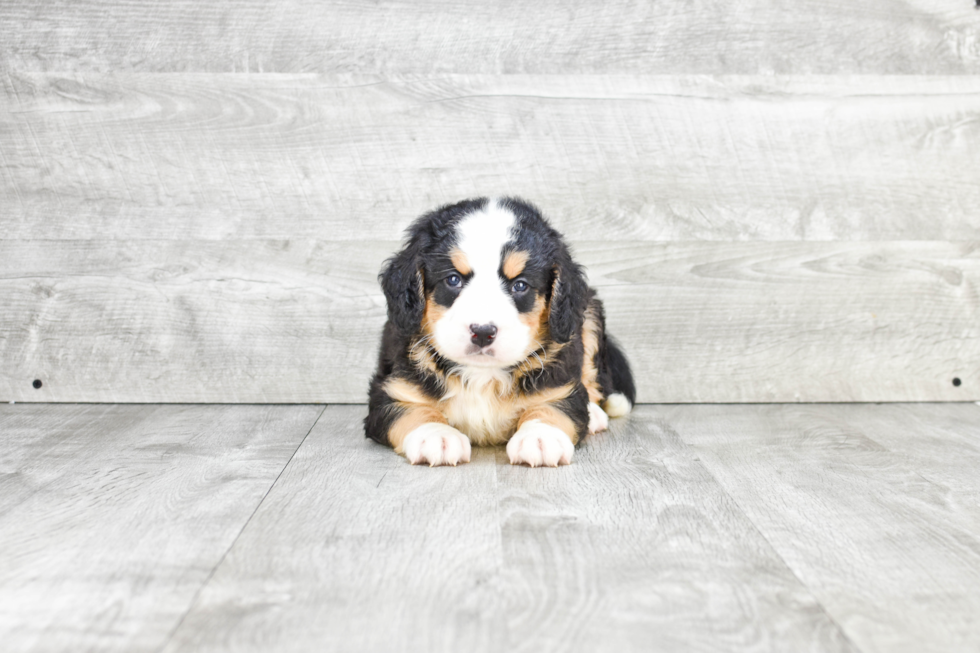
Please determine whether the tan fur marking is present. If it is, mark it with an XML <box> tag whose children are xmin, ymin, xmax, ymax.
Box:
<box><xmin>450</xmin><ymin>248</ymin><xmax>472</xmax><ymax>276</ymax></box>
<box><xmin>410</xmin><ymin>346</ymin><xmax>438</xmax><ymax>374</ymax></box>
<box><xmin>502</xmin><ymin>250</ymin><xmax>529</xmax><ymax>279</ymax></box>
<box><xmin>581</xmin><ymin>302</ymin><xmax>603</xmax><ymax>404</ymax></box>
<box><xmin>388</xmin><ymin>405</ymin><xmax>448</xmax><ymax>452</ymax></box>
<box><xmin>408</xmin><ymin>295</ymin><xmax>445</xmax><ymax>385</ymax></box>
<box><xmin>408</xmin><ymin>328</ymin><xmax>439</xmax><ymax>374</ymax></box>
<box><xmin>525</xmin><ymin>382</ymin><xmax>575</xmax><ymax>406</ymax></box>
<box><xmin>514</xmin><ymin>295</ymin><xmax>571</xmax><ymax>387</ymax></box>
<box><xmin>518</xmin><ymin>404</ymin><xmax>578</xmax><ymax>445</ymax></box>
<box><xmin>421</xmin><ymin>291</ymin><xmax>446</xmax><ymax>337</ymax></box>
<box><xmin>518</xmin><ymin>295</ymin><xmax>548</xmax><ymax>352</ymax></box>
<box><xmin>384</xmin><ymin>377</ymin><xmax>436</xmax><ymax>406</ymax></box>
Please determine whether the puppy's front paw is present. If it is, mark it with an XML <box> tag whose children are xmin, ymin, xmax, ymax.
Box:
<box><xmin>587</xmin><ymin>401</ymin><xmax>609</xmax><ymax>435</ymax></box>
<box><xmin>401</xmin><ymin>423</ymin><xmax>472</xmax><ymax>467</ymax></box>
<box><xmin>507</xmin><ymin>420</ymin><xmax>574</xmax><ymax>467</ymax></box>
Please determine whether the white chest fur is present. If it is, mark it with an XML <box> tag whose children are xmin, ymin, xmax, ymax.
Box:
<box><xmin>440</xmin><ymin>367</ymin><xmax>521</xmax><ymax>446</ymax></box>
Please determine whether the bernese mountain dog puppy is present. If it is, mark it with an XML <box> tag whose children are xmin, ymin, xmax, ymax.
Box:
<box><xmin>365</xmin><ymin>197</ymin><xmax>635</xmax><ymax>467</ymax></box>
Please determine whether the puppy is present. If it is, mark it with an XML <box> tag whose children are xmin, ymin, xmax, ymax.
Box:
<box><xmin>365</xmin><ymin>197</ymin><xmax>635</xmax><ymax>467</ymax></box>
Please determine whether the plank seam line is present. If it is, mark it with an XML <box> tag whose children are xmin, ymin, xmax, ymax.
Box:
<box><xmin>659</xmin><ymin>416</ymin><xmax>867</xmax><ymax>653</ymax></box>
<box><xmin>155</xmin><ymin>404</ymin><xmax>328</xmax><ymax>653</ymax></box>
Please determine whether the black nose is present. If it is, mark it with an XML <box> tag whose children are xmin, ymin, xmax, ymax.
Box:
<box><xmin>470</xmin><ymin>323</ymin><xmax>497</xmax><ymax>348</ymax></box>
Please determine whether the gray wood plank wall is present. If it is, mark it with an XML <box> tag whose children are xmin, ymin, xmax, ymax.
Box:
<box><xmin>2</xmin><ymin>1</ymin><xmax>978</xmax><ymax>74</ymax></box>
<box><xmin>1</xmin><ymin>2</ymin><xmax>977</xmax><ymax>403</ymax></box>
<box><xmin>2</xmin><ymin>240</ymin><xmax>976</xmax><ymax>403</ymax></box>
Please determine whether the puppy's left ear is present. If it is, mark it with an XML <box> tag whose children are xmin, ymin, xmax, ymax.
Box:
<box><xmin>548</xmin><ymin>247</ymin><xmax>589</xmax><ymax>344</ymax></box>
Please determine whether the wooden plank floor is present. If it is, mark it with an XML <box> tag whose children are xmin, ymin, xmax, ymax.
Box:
<box><xmin>0</xmin><ymin>404</ymin><xmax>324</xmax><ymax>653</ymax></box>
<box><xmin>2</xmin><ymin>403</ymin><xmax>979</xmax><ymax>652</ymax></box>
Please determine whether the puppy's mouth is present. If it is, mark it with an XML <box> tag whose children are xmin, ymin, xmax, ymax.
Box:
<box><xmin>464</xmin><ymin>344</ymin><xmax>495</xmax><ymax>357</ymax></box>
<box><xmin>460</xmin><ymin>344</ymin><xmax>508</xmax><ymax>367</ymax></box>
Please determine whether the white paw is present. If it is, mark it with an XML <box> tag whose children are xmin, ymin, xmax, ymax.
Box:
<box><xmin>587</xmin><ymin>402</ymin><xmax>609</xmax><ymax>435</ymax></box>
<box><xmin>506</xmin><ymin>420</ymin><xmax>574</xmax><ymax>467</ymax></box>
<box><xmin>401</xmin><ymin>423</ymin><xmax>471</xmax><ymax>467</ymax></box>
<box><xmin>602</xmin><ymin>392</ymin><xmax>631</xmax><ymax>418</ymax></box>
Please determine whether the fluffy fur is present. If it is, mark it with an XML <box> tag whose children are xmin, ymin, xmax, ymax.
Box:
<box><xmin>365</xmin><ymin>197</ymin><xmax>636</xmax><ymax>467</ymax></box>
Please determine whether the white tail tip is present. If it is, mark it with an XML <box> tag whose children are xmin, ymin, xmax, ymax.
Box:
<box><xmin>602</xmin><ymin>393</ymin><xmax>631</xmax><ymax>418</ymax></box>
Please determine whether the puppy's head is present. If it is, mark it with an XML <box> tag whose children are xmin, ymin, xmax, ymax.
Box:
<box><xmin>381</xmin><ymin>197</ymin><xmax>587</xmax><ymax>369</ymax></box>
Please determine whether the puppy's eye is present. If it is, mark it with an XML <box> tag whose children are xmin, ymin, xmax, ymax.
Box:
<box><xmin>446</xmin><ymin>273</ymin><xmax>462</xmax><ymax>288</ymax></box>
<box><xmin>511</xmin><ymin>280</ymin><xmax>529</xmax><ymax>293</ymax></box>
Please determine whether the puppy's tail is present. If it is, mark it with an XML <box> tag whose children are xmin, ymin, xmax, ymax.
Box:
<box><xmin>602</xmin><ymin>336</ymin><xmax>636</xmax><ymax>417</ymax></box>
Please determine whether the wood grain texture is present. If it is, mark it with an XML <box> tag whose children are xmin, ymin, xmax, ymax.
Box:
<box><xmin>835</xmin><ymin>403</ymin><xmax>980</xmax><ymax>499</ymax></box>
<box><xmin>0</xmin><ymin>239</ymin><xmax>387</xmax><ymax>403</ymax></box>
<box><xmin>160</xmin><ymin>406</ymin><xmax>508</xmax><ymax>653</ymax></box>
<box><xmin>2</xmin><ymin>239</ymin><xmax>976</xmax><ymax>404</ymax></box>
<box><xmin>3</xmin><ymin>74</ymin><xmax>980</xmax><ymax>242</ymax></box>
<box><xmin>1</xmin><ymin>1</ymin><xmax>978</xmax><ymax>75</ymax></box>
<box><xmin>163</xmin><ymin>405</ymin><xmax>857</xmax><ymax>653</ymax></box>
<box><xmin>0</xmin><ymin>403</ymin><xmax>323</xmax><ymax>653</ymax></box>
<box><xmin>587</xmin><ymin>240</ymin><xmax>980</xmax><ymax>403</ymax></box>
<box><xmin>664</xmin><ymin>403</ymin><xmax>980</xmax><ymax>653</ymax></box>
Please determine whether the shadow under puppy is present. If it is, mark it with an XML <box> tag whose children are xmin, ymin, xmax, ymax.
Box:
<box><xmin>365</xmin><ymin>197</ymin><xmax>635</xmax><ymax>467</ymax></box>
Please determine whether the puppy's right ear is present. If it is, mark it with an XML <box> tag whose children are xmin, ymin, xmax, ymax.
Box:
<box><xmin>380</xmin><ymin>245</ymin><xmax>425</xmax><ymax>335</ymax></box>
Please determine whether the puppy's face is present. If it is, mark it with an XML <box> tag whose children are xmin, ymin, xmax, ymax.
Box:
<box><xmin>381</xmin><ymin>197</ymin><xmax>586</xmax><ymax>369</ymax></box>
<box><xmin>424</xmin><ymin>203</ymin><xmax>547</xmax><ymax>369</ymax></box>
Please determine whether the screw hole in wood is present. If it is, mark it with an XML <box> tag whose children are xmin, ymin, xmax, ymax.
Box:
<box><xmin>32</xmin><ymin>379</ymin><xmax>43</xmax><ymax>389</ymax></box>
<box><xmin>952</xmin><ymin>377</ymin><xmax>962</xmax><ymax>387</ymax></box>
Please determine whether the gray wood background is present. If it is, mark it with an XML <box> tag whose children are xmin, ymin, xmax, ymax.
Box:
<box><xmin>1</xmin><ymin>1</ymin><xmax>978</xmax><ymax>403</ymax></box>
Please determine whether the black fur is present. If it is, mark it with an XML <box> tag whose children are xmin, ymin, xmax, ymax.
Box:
<box><xmin>586</xmin><ymin>297</ymin><xmax>637</xmax><ymax>406</ymax></box>
<box><xmin>603</xmin><ymin>337</ymin><xmax>637</xmax><ymax>406</ymax></box>
<box><xmin>501</xmin><ymin>197</ymin><xmax>590</xmax><ymax>344</ymax></box>
<box><xmin>548</xmin><ymin>251</ymin><xmax>589</xmax><ymax>344</ymax></box>
<box><xmin>364</xmin><ymin>321</ymin><xmax>410</xmax><ymax>445</ymax></box>
<box><xmin>379</xmin><ymin>248</ymin><xmax>424</xmax><ymax>336</ymax></box>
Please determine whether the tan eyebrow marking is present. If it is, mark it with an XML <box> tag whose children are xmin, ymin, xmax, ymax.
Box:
<box><xmin>502</xmin><ymin>250</ymin><xmax>529</xmax><ymax>279</ymax></box>
<box><xmin>450</xmin><ymin>248</ymin><xmax>472</xmax><ymax>276</ymax></box>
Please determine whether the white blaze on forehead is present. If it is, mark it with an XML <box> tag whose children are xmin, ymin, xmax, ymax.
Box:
<box><xmin>455</xmin><ymin>201</ymin><xmax>516</xmax><ymax>275</ymax></box>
